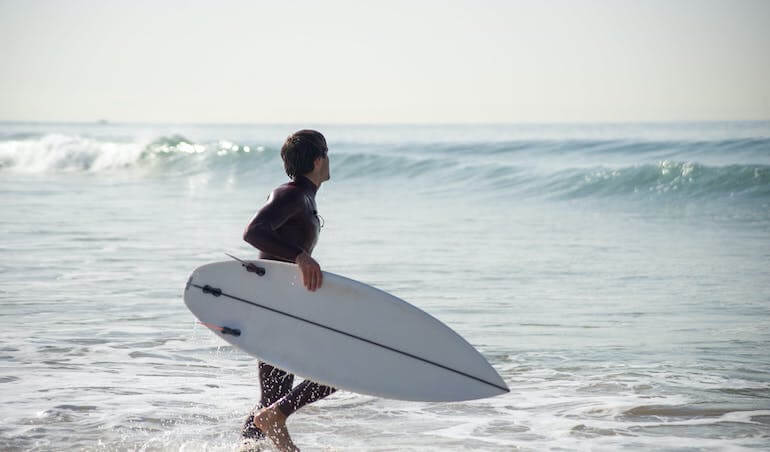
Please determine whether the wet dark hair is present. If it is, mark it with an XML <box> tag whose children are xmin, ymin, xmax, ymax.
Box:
<box><xmin>280</xmin><ymin>129</ymin><xmax>327</xmax><ymax>179</ymax></box>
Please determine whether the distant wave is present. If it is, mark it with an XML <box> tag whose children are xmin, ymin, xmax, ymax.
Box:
<box><xmin>0</xmin><ymin>133</ymin><xmax>275</xmax><ymax>173</ymax></box>
<box><xmin>537</xmin><ymin>161</ymin><xmax>770</xmax><ymax>200</ymax></box>
<box><xmin>1</xmin><ymin>134</ymin><xmax>768</xmax><ymax>200</ymax></box>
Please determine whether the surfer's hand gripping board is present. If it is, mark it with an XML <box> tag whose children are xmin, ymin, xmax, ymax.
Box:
<box><xmin>296</xmin><ymin>251</ymin><xmax>322</xmax><ymax>291</ymax></box>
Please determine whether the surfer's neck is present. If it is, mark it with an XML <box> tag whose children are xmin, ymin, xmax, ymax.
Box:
<box><xmin>299</xmin><ymin>173</ymin><xmax>323</xmax><ymax>191</ymax></box>
<box><xmin>304</xmin><ymin>174</ymin><xmax>322</xmax><ymax>189</ymax></box>
<box><xmin>293</xmin><ymin>174</ymin><xmax>321</xmax><ymax>195</ymax></box>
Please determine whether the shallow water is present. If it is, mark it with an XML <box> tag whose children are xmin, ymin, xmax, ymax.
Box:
<box><xmin>1</xmin><ymin>121</ymin><xmax>769</xmax><ymax>450</ymax></box>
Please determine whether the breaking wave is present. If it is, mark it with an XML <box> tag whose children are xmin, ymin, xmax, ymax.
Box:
<box><xmin>1</xmin><ymin>133</ymin><xmax>768</xmax><ymax>200</ymax></box>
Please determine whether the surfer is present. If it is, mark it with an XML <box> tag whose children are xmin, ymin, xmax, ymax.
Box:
<box><xmin>241</xmin><ymin>129</ymin><xmax>335</xmax><ymax>451</ymax></box>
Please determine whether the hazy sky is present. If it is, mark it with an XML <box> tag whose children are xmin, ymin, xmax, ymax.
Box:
<box><xmin>1</xmin><ymin>0</ymin><xmax>768</xmax><ymax>123</ymax></box>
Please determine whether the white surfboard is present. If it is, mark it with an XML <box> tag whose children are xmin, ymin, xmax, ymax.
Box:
<box><xmin>183</xmin><ymin>257</ymin><xmax>509</xmax><ymax>402</ymax></box>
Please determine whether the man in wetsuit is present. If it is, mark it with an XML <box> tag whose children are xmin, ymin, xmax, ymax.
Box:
<box><xmin>240</xmin><ymin>129</ymin><xmax>335</xmax><ymax>452</ymax></box>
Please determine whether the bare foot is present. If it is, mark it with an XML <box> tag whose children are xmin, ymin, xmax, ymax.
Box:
<box><xmin>252</xmin><ymin>405</ymin><xmax>299</xmax><ymax>452</ymax></box>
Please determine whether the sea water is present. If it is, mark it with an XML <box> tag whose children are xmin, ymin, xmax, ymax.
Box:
<box><xmin>1</xmin><ymin>121</ymin><xmax>769</xmax><ymax>451</ymax></box>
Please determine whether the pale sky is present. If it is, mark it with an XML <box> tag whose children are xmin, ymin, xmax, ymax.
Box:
<box><xmin>1</xmin><ymin>0</ymin><xmax>768</xmax><ymax>123</ymax></box>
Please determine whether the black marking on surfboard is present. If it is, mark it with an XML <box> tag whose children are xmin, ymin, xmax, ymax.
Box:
<box><xmin>201</xmin><ymin>284</ymin><xmax>222</xmax><ymax>297</ymax></box>
<box><xmin>225</xmin><ymin>253</ymin><xmax>266</xmax><ymax>276</ymax></box>
<box><xmin>221</xmin><ymin>326</ymin><xmax>241</xmax><ymax>336</ymax></box>
<box><xmin>244</xmin><ymin>263</ymin><xmax>266</xmax><ymax>276</ymax></box>
<box><xmin>199</xmin><ymin>321</ymin><xmax>241</xmax><ymax>337</ymax></box>
<box><xmin>191</xmin><ymin>283</ymin><xmax>509</xmax><ymax>394</ymax></box>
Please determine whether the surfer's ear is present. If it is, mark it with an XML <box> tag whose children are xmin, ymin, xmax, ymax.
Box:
<box><xmin>314</xmin><ymin>155</ymin><xmax>325</xmax><ymax>169</ymax></box>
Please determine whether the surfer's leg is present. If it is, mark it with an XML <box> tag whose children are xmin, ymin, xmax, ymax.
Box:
<box><xmin>241</xmin><ymin>409</ymin><xmax>265</xmax><ymax>440</ymax></box>
<box><xmin>258</xmin><ymin>361</ymin><xmax>295</xmax><ymax>406</ymax></box>
<box><xmin>251</xmin><ymin>379</ymin><xmax>333</xmax><ymax>451</ymax></box>
<box><xmin>251</xmin><ymin>405</ymin><xmax>299</xmax><ymax>452</ymax></box>
<box><xmin>242</xmin><ymin>361</ymin><xmax>295</xmax><ymax>439</ymax></box>
<box><xmin>276</xmin><ymin>380</ymin><xmax>337</xmax><ymax>417</ymax></box>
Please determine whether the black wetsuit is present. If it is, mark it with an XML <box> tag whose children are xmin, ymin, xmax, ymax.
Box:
<box><xmin>241</xmin><ymin>175</ymin><xmax>337</xmax><ymax>439</ymax></box>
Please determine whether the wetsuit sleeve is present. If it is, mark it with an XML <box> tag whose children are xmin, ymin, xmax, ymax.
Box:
<box><xmin>243</xmin><ymin>189</ymin><xmax>305</xmax><ymax>261</ymax></box>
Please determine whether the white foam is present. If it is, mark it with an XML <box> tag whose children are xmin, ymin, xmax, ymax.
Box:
<box><xmin>0</xmin><ymin>134</ymin><xmax>146</xmax><ymax>172</ymax></box>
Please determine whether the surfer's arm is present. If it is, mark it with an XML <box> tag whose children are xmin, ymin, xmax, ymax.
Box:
<box><xmin>243</xmin><ymin>190</ymin><xmax>305</xmax><ymax>261</ymax></box>
<box><xmin>296</xmin><ymin>250</ymin><xmax>322</xmax><ymax>291</ymax></box>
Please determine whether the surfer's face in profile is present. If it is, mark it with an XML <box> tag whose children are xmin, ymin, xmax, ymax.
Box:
<box><xmin>316</xmin><ymin>151</ymin><xmax>330</xmax><ymax>182</ymax></box>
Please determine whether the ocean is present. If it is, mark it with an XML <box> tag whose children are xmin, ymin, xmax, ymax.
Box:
<box><xmin>1</xmin><ymin>121</ymin><xmax>769</xmax><ymax>451</ymax></box>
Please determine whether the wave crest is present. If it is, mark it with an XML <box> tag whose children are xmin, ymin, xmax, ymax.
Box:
<box><xmin>1</xmin><ymin>134</ymin><xmax>767</xmax><ymax>201</ymax></box>
<box><xmin>0</xmin><ymin>134</ymin><xmax>276</xmax><ymax>173</ymax></box>
<box><xmin>544</xmin><ymin>161</ymin><xmax>770</xmax><ymax>200</ymax></box>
